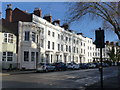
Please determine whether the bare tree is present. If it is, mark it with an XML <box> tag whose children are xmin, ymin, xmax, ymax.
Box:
<box><xmin>67</xmin><ymin>2</ymin><xmax>120</xmax><ymax>40</ymax></box>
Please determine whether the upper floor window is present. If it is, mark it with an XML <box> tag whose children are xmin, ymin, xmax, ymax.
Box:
<box><xmin>31</xmin><ymin>52</ymin><xmax>35</xmax><ymax>61</ymax></box>
<box><xmin>77</xmin><ymin>40</ymin><xmax>79</xmax><ymax>44</ymax></box>
<box><xmin>58</xmin><ymin>34</ymin><xmax>60</xmax><ymax>39</ymax></box>
<box><xmin>69</xmin><ymin>46</ymin><xmax>71</xmax><ymax>52</ymax></box>
<box><xmin>41</xmin><ymin>28</ymin><xmax>44</xmax><ymax>34</ymax></box>
<box><xmin>77</xmin><ymin>48</ymin><xmax>78</xmax><ymax>53</ymax></box>
<box><xmin>66</xmin><ymin>45</ymin><xmax>68</xmax><ymax>51</ymax></box>
<box><xmin>48</xmin><ymin>41</ymin><xmax>50</xmax><ymax>49</ymax></box>
<box><xmin>61</xmin><ymin>45</ymin><xmax>63</xmax><ymax>51</ymax></box>
<box><xmin>48</xmin><ymin>30</ymin><xmax>50</xmax><ymax>36</ymax></box>
<box><xmin>81</xmin><ymin>42</ymin><xmax>82</xmax><ymax>46</ymax></box>
<box><xmin>81</xmin><ymin>49</ymin><xmax>82</xmax><ymax>53</ymax></box>
<box><xmin>24</xmin><ymin>31</ymin><xmax>30</xmax><ymax>41</ymax></box>
<box><xmin>24</xmin><ymin>51</ymin><xmax>29</xmax><ymax>61</ymax></box>
<box><xmin>4</xmin><ymin>33</ymin><xmax>13</xmax><ymax>43</ymax></box>
<box><xmin>84</xmin><ymin>49</ymin><xmax>85</xmax><ymax>54</ymax></box>
<box><xmin>73</xmin><ymin>39</ymin><xmax>75</xmax><ymax>44</ymax></box>
<box><xmin>52</xmin><ymin>42</ymin><xmax>54</xmax><ymax>50</ymax></box>
<box><xmin>58</xmin><ymin>44</ymin><xmax>60</xmax><ymax>51</ymax></box>
<box><xmin>69</xmin><ymin>38</ymin><xmax>71</xmax><ymax>42</ymax></box>
<box><xmin>84</xmin><ymin>43</ymin><xmax>85</xmax><ymax>46</ymax></box>
<box><xmin>88</xmin><ymin>52</ymin><xmax>89</xmax><ymax>56</ymax></box>
<box><xmin>90</xmin><ymin>47</ymin><xmax>91</xmax><ymax>50</ymax></box>
<box><xmin>61</xmin><ymin>35</ymin><xmax>63</xmax><ymax>40</ymax></box>
<box><xmin>66</xmin><ymin>37</ymin><xmax>68</xmax><ymax>41</ymax></box>
<box><xmin>73</xmin><ymin>47</ymin><xmax>75</xmax><ymax>53</ymax></box>
<box><xmin>52</xmin><ymin>32</ymin><xmax>55</xmax><ymax>37</ymax></box>
<box><xmin>32</xmin><ymin>32</ymin><xmax>36</xmax><ymax>42</ymax></box>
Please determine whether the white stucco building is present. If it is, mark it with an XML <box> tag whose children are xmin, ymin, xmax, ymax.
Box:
<box><xmin>17</xmin><ymin>13</ymin><xmax>102</xmax><ymax>69</ymax></box>
<box><xmin>0</xmin><ymin>32</ymin><xmax>17</xmax><ymax>69</ymax></box>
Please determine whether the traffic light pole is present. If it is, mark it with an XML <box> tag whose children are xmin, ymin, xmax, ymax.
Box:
<box><xmin>100</xmin><ymin>45</ymin><xmax>103</xmax><ymax>89</ymax></box>
<box><xmin>95</xmin><ymin>28</ymin><xmax>105</xmax><ymax>89</ymax></box>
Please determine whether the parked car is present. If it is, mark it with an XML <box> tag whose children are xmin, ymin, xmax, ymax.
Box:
<box><xmin>87</xmin><ymin>63</ymin><xmax>96</xmax><ymax>68</ymax></box>
<box><xmin>53</xmin><ymin>62</ymin><xmax>67</xmax><ymax>71</ymax></box>
<box><xmin>67</xmin><ymin>63</ymin><xmax>80</xmax><ymax>70</ymax></box>
<box><xmin>79</xmin><ymin>63</ymin><xmax>89</xmax><ymax>69</ymax></box>
<box><xmin>102</xmin><ymin>63</ymin><xmax>109</xmax><ymax>67</ymax></box>
<box><xmin>36</xmin><ymin>63</ymin><xmax>56</xmax><ymax>72</ymax></box>
<box><xmin>93</xmin><ymin>63</ymin><xmax>100</xmax><ymax>68</ymax></box>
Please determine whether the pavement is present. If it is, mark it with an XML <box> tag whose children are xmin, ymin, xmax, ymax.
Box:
<box><xmin>1</xmin><ymin>70</ymin><xmax>36</xmax><ymax>75</ymax></box>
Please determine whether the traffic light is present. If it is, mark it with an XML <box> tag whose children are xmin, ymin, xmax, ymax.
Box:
<box><xmin>95</xmin><ymin>28</ymin><xmax>105</xmax><ymax>48</ymax></box>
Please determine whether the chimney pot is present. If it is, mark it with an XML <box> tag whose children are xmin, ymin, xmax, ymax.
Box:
<box><xmin>77</xmin><ymin>33</ymin><xmax>83</xmax><ymax>35</ymax></box>
<box><xmin>61</xmin><ymin>23</ymin><xmax>69</xmax><ymax>30</ymax></box>
<box><xmin>53</xmin><ymin>19</ymin><xmax>60</xmax><ymax>26</ymax></box>
<box><xmin>7</xmin><ymin>4</ymin><xmax>12</xmax><ymax>9</ymax></box>
<box><xmin>33</xmin><ymin>8</ymin><xmax>42</xmax><ymax>17</ymax></box>
<box><xmin>43</xmin><ymin>14</ymin><xmax>52</xmax><ymax>23</ymax></box>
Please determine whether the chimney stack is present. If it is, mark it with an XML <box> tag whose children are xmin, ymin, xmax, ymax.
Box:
<box><xmin>33</xmin><ymin>8</ymin><xmax>42</xmax><ymax>17</ymax></box>
<box><xmin>43</xmin><ymin>14</ymin><xmax>52</xmax><ymax>23</ymax></box>
<box><xmin>61</xmin><ymin>23</ymin><xmax>69</xmax><ymax>30</ymax></box>
<box><xmin>6</xmin><ymin>4</ymin><xmax>12</xmax><ymax>22</ymax></box>
<box><xmin>106</xmin><ymin>41</ymin><xmax>109</xmax><ymax>45</ymax></box>
<box><xmin>77</xmin><ymin>33</ymin><xmax>83</xmax><ymax>36</ymax></box>
<box><xmin>53</xmin><ymin>19</ymin><xmax>60</xmax><ymax>26</ymax></box>
<box><xmin>111</xmin><ymin>42</ymin><xmax>114</xmax><ymax>45</ymax></box>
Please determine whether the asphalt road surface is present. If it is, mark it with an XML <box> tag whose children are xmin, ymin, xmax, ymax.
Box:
<box><xmin>2</xmin><ymin>66</ymin><xmax>119</xmax><ymax>89</ymax></box>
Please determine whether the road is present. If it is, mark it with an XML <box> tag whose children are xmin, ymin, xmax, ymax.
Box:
<box><xmin>2</xmin><ymin>66</ymin><xmax>119</xmax><ymax>89</ymax></box>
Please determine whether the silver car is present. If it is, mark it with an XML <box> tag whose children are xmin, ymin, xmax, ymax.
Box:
<box><xmin>36</xmin><ymin>63</ymin><xmax>56</xmax><ymax>72</ymax></box>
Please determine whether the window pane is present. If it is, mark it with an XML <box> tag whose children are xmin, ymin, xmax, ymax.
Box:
<box><xmin>4</xmin><ymin>33</ymin><xmax>7</xmax><ymax>37</ymax></box>
<box><xmin>7</xmin><ymin>57</ymin><xmax>12</xmax><ymax>61</ymax></box>
<box><xmin>4</xmin><ymin>38</ymin><xmax>7</xmax><ymax>42</ymax></box>
<box><xmin>7</xmin><ymin>52</ymin><xmax>13</xmax><ymax>56</ymax></box>
<box><xmin>3</xmin><ymin>52</ymin><xmax>6</xmax><ymax>56</ymax></box>
<box><xmin>2</xmin><ymin>57</ymin><xmax>6</xmax><ymax>61</ymax></box>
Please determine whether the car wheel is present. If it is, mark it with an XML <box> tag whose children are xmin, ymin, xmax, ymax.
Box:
<box><xmin>45</xmin><ymin>69</ymin><xmax>48</xmax><ymax>72</ymax></box>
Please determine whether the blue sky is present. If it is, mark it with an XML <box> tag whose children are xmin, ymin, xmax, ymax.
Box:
<box><xmin>2</xmin><ymin>2</ymin><xmax>118</xmax><ymax>42</ymax></box>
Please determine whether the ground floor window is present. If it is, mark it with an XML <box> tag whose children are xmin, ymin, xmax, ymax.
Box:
<box><xmin>24</xmin><ymin>51</ymin><xmax>29</xmax><ymax>61</ymax></box>
<box><xmin>2</xmin><ymin>52</ymin><xmax>13</xmax><ymax>61</ymax></box>
<box><xmin>41</xmin><ymin>54</ymin><xmax>44</xmax><ymax>62</ymax></box>
<box><xmin>31</xmin><ymin>52</ymin><xmax>35</xmax><ymax>61</ymax></box>
<box><xmin>51</xmin><ymin>55</ymin><xmax>53</xmax><ymax>63</ymax></box>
